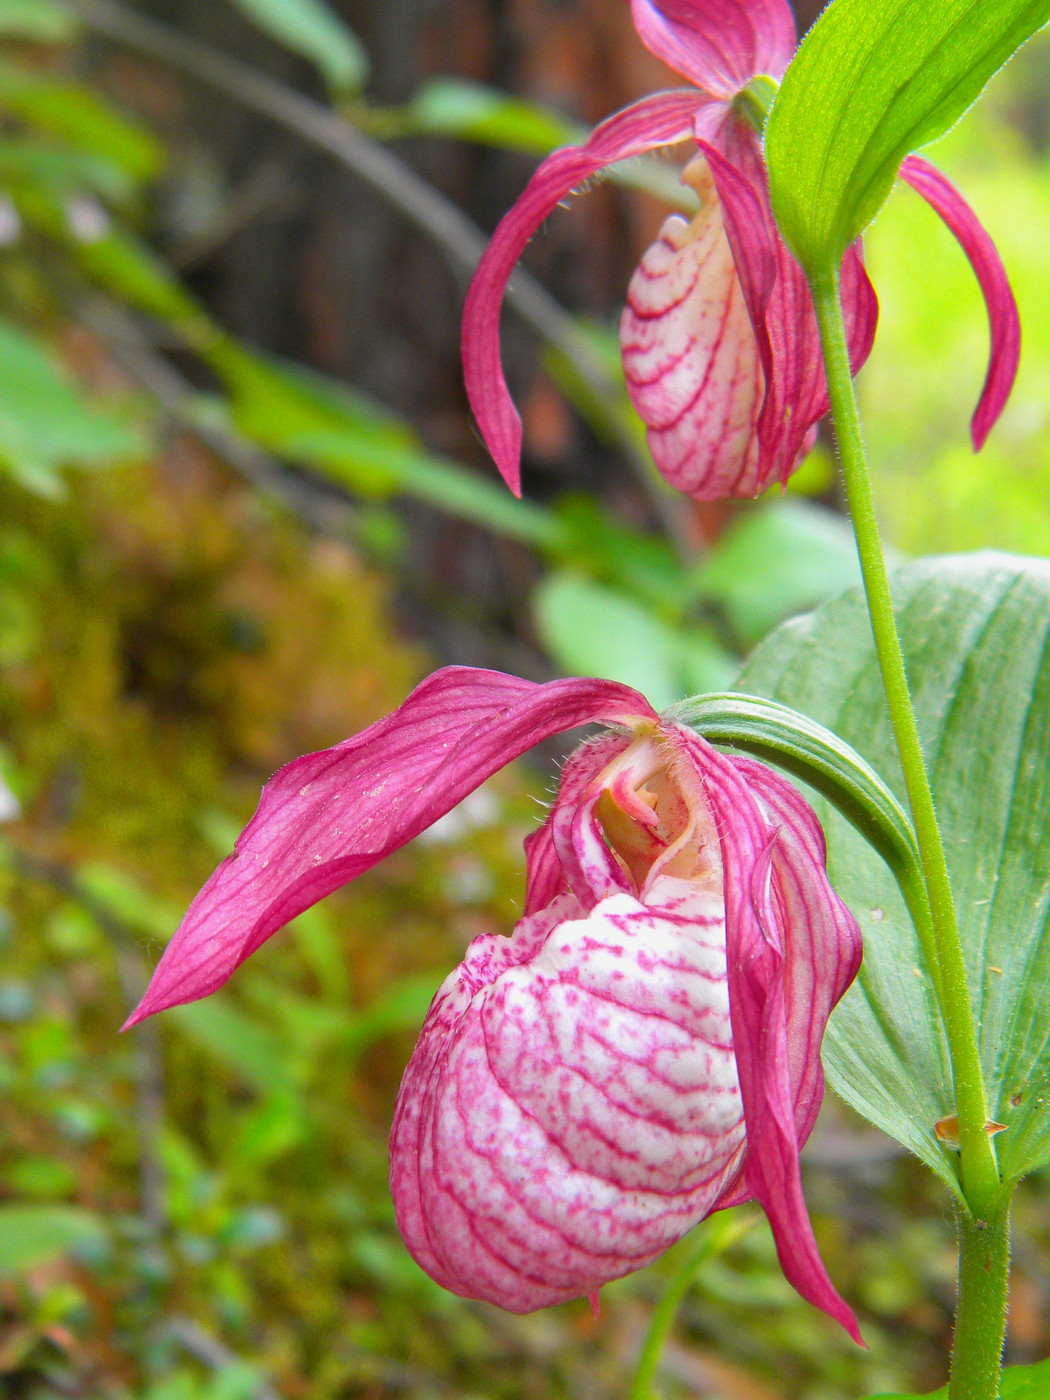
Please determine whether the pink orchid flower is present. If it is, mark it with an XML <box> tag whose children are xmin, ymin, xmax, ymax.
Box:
<box><xmin>463</xmin><ymin>0</ymin><xmax>1019</xmax><ymax>500</ymax></box>
<box><xmin>126</xmin><ymin>666</ymin><xmax>862</xmax><ymax>1338</ymax></box>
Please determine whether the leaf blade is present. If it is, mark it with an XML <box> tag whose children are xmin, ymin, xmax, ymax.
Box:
<box><xmin>735</xmin><ymin>553</ymin><xmax>1050</xmax><ymax>1189</ymax></box>
<box><xmin>766</xmin><ymin>0</ymin><xmax>1050</xmax><ymax>270</ymax></box>
<box><xmin>225</xmin><ymin>0</ymin><xmax>369</xmax><ymax>95</ymax></box>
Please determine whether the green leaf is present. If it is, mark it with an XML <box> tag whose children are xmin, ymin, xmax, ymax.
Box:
<box><xmin>406</xmin><ymin>78</ymin><xmax>580</xmax><ymax>155</ymax></box>
<box><xmin>341</xmin><ymin>973</ymin><xmax>443</xmax><ymax>1060</ymax></box>
<box><xmin>0</xmin><ymin>318</ymin><xmax>141</xmax><ymax>495</ymax></box>
<box><xmin>0</xmin><ymin>0</ymin><xmax>75</xmax><ymax>41</ymax></box>
<box><xmin>170</xmin><ymin>996</ymin><xmax>296</xmax><ymax>1096</ymax></box>
<box><xmin>0</xmin><ymin>65</ymin><xmax>162</xmax><ymax>183</ymax></box>
<box><xmin>534</xmin><ymin>570</ymin><xmax>735</xmax><ymax>710</ymax></box>
<box><xmin>766</xmin><ymin>0</ymin><xmax>1050</xmax><ymax>271</ymax></box>
<box><xmin>669</xmin><ymin>692</ymin><xmax>920</xmax><ymax>889</ymax></box>
<box><xmin>690</xmin><ymin>499</ymin><xmax>870</xmax><ymax>649</ymax></box>
<box><xmin>375</xmin><ymin>82</ymin><xmax>687</xmax><ymax>200</ymax></box>
<box><xmin>211</xmin><ymin>344</ymin><xmax>569</xmax><ymax>550</ymax></box>
<box><xmin>735</xmin><ymin>553</ymin><xmax>1050</xmax><ymax>1193</ymax></box>
<box><xmin>0</xmin><ymin>1205</ymin><xmax>106</xmax><ymax>1274</ymax></box>
<box><xmin>225</xmin><ymin>0</ymin><xmax>369</xmax><ymax>95</ymax></box>
<box><xmin>868</xmin><ymin>1354</ymin><xmax>1050</xmax><ymax>1399</ymax></box>
<box><xmin>553</xmin><ymin>496</ymin><xmax>683</xmax><ymax>613</ymax></box>
<box><xmin>0</xmin><ymin>138</ymin><xmax>136</xmax><ymax>203</ymax></box>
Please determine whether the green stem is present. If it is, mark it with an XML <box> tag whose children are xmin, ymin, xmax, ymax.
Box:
<box><xmin>810</xmin><ymin>265</ymin><xmax>1000</xmax><ymax>1216</ymax></box>
<box><xmin>950</xmin><ymin>1201</ymin><xmax>1011</xmax><ymax>1400</ymax></box>
<box><xmin>630</xmin><ymin>1212</ymin><xmax>756</xmax><ymax>1400</ymax></box>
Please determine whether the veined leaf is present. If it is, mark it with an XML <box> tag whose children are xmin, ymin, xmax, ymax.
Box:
<box><xmin>766</xmin><ymin>0</ymin><xmax>1050</xmax><ymax>271</ymax></box>
<box><xmin>868</xmin><ymin>1354</ymin><xmax>1050</xmax><ymax>1398</ymax></box>
<box><xmin>736</xmin><ymin>553</ymin><xmax>1050</xmax><ymax>1194</ymax></box>
<box><xmin>225</xmin><ymin>0</ymin><xmax>369</xmax><ymax>95</ymax></box>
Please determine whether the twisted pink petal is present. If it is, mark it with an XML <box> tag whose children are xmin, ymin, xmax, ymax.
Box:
<box><xmin>700</xmin><ymin>135</ymin><xmax>878</xmax><ymax>492</ymax></box>
<box><xmin>674</xmin><ymin>728</ymin><xmax>863</xmax><ymax>1344</ymax></box>
<box><xmin>125</xmin><ymin>668</ymin><xmax>655</xmax><ymax>1027</ymax></box>
<box><xmin>726</xmin><ymin>754</ymin><xmax>863</xmax><ymax>1148</ymax></box>
<box><xmin>630</xmin><ymin>0</ymin><xmax>796</xmax><ymax>94</ymax></box>
<box><xmin>899</xmin><ymin>155</ymin><xmax>1020</xmax><ymax>449</ymax></box>
<box><xmin>462</xmin><ymin>89</ymin><xmax>716</xmax><ymax>495</ymax></box>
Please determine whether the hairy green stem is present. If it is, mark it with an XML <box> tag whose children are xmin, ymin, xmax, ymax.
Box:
<box><xmin>812</xmin><ymin>266</ymin><xmax>1010</xmax><ymax>1398</ymax></box>
<box><xmin>951</xmin><ymin>1201</ymin><xmax>1011</xmax><ymax>1400</ymax></box>
<box><xmin>811</xmin><ymin>266</ymin><xmax>999</xmax><ymax>1214</ymax></box>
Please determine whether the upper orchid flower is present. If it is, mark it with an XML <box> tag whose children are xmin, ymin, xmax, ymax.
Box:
<box><xmin>126</xmin><ymin>666</ymin><xmax>862</xmax><ymax>1338</ymax></box>
<box><xmin>463</xmin><ymin>0</ymin><xmax>1019</xmax><ymax>500</ymax></box>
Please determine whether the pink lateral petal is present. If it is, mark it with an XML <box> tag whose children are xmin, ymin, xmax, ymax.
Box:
<box><xmin>620</xmin><ymin>154</ymin><xmax>765</xmax><ymax>498</ymax></box>
<box><xmin>669</xmin><ymin>725</ymin><xmax>863</xmax><ymax>1343</ymax></box>
<box><xmin>700</xmin><ymin>130</ymin><xmax>877</xmax><ymax>493</ymax></box>
<box><xmin>462</xmin><ymin>89</ymin><xmax>715</xmax><ymax>495</ymax></box>
<box><xmin>125</xmin><ymin>668</ymin><xmax>655</xmax><ymax>1028</ymax></box>
<box><xmin>630</xmin><ymin>0</ymin><xmax>796</xmax><ymax>95</ymax></box>
<box><xmin>900</xmin><ymin>155</ymin><xmax>1020</xmax><ymax>449</ymax></box>
<box><xmin>730</xmin><ymin>755</ymin><xmax>862</xmax><ymax>1147</ymax></box>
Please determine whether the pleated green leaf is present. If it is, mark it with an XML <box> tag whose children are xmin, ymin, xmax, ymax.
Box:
<box><xmin>735</xmin><ymin>553</ymin><xmax>1050</xmax><ymax>1194</ymax></box>
<box><xmin>869</xmin><ymin>1353</ymin><xmax>1050</xmax><ymax>1398</ymax></box>
<box><xmin>766</xmin><ymin>0</ymin><xmax>1050</xmax><ymax>271</ymax></box>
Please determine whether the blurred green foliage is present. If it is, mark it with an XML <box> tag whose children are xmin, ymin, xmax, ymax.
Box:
<box><xmin>862</xmin><ymin>47</ymin><xmax>1050</xmax><ymax>555</ymax></box>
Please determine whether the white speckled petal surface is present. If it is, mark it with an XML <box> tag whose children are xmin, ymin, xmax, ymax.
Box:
<box><xmin>620</xmin><ymin>158</ymin><xmax>763</xmax><ymax>499</ymax></box>
<box><xmin>390</xmin><ymin>876</ymin><xmax>744</xmax><ymax>1312</ymax></box>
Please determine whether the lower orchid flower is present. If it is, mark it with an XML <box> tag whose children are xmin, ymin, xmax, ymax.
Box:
<box><xmin>463</xmin><ymin>0</ymin><xmax>1019</xmax><ymax>500</ymax></box>
<box><xmin>126</xmin><ymin>667</ymin><xmax>862</xmax><ymax>1338</ymax></box>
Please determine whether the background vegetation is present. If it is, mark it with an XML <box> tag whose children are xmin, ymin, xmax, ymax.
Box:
<box><xmin>0</xmin><ymin>2</ymin><xmax>1047</xmax><ymax>1396</ymax></box>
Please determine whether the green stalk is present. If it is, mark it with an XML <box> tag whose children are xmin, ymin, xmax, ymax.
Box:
<box><xmin>810</xmin><ymin>266</ymin><xmax>998</xmax><ymax>1212</ymax></box>
<box><xmin>630</xmin><ymin>1212</ymin><xmax>756</xmax><ymax>1400</ymax></box>
<box><xmin>951</xmin><ymin>1201</ymin><xmax>1011</xmax><ymax>1400</ymax></box>
<box><xmin>810</xmin><ymin>266</ymin><xmax>1007</xmax><ymax>1396</ymax></box>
